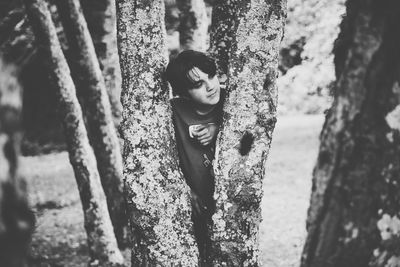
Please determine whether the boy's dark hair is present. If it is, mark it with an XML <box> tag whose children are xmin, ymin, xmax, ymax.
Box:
<box><xmin>165</xmin><ymin>50</ymin><xmax>217</xmax><ymax>96</ymax></box>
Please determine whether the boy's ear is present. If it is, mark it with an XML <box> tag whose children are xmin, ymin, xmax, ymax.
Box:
<box><xmin>219</xmin><ymin>74</ymin><xmax>227</xmax><ymax>90</ymax></box>
<box><xmin>219</xmin><ymin>74</ymin><xmax>227</xmax><ymax>83</ymax></box>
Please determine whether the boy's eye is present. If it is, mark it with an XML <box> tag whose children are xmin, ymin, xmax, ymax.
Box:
<box><xmin>208</xmin><ymin>74</ymin><xmax>215</xmax><ymax>79</ymax></box>
<box><xmin>193</xmin><ymin>81</ymin><xmax>203</xmax><ymax>88</ymax></box>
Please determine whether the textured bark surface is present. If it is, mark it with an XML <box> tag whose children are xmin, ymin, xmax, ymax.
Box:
<box><xmin>301</xmin><ymin>1</ymin><xmax>400</xmax><ymax>267</ymax></box>
<box><xmin>81</xmin><ymin>0</ymin><xmax>122</xmax><ymax>126</ymax></box>
<box><xmin>176</xmin><ymin>0</ymin><xmax>208</xmax><ymax>52</ymax></box>
<box><xmin>209</xmin><ymin>0</ymin><xmax>250</xmax><ymax>76</ymax></box>
<box><xmin>0</xmin><ymin>59</ymin><xmax>34</xmax><ymax>267</ymax></box>
<box><xmin>23</xmin><ymin>0</ymin><xmax>124</xmax><ymax>265</ymax></box>
<box><xmin>55</xmin><ymin>0</ymin><xmax>127</xmax><ymax>248</ymax></box>
<box><xmin>116</xmin><ymin>0</ymin><xmax>197</xmax><ymax>265</ymax></box>
<box><xmin>210</xmin><ymin>1</ymin><xmax>286</xmax><ymax>266</ymax></box>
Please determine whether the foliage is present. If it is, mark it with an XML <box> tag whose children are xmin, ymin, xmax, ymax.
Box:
<box><xmin>278</xmin><ymin>0</ymin><xmax>345</xmax><ymax>115</ymax></box>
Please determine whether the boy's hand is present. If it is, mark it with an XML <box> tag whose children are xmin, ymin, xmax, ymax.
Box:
<box><xmin>192</xmin><ymin>123</ymin><xmax>218</xmax><ymax>146</ymax></box>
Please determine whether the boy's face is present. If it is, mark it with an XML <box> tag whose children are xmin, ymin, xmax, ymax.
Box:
<box><xmin>186</xmin><ymin>67</ymin><xmax>220</xmax><ymax>106</ymax></box>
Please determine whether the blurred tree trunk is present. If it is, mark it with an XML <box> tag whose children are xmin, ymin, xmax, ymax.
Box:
<box><xmin>80</xmin><ymin>0</ymin><xmax>122</xmax><ymax>126</ymax></box>
<box><xmin>301</xmin><ymin>1</ymin><xmax>400</xmax><ymax>267</ymax></box>
<box><xmin>54</xmin><ymin>0</ymin><xmax>127</xmax><ymax>248</ymax></box>
<box><xmin>23</xmin><ymin>0</ymin><xmax>124</xmax><ymax>265</ymax></box>
<box><xmin>116</xmin><ymin>0</ymin><xmax>198</xmax><ymax>265</ymax></box>
<box><xmin>176</xmin><ymin>0</ymin><xmax>208</xmax><ymax>51</ymax></box>
<box><xmin>0</xmin><ymin>60</ymin><xmax>34</xmax><ymax>267</ymax></box>
<box><xmin>0</xmin><ymin>3</ymin><xmax>35</xmax><ymax>66</ymax></box>
<box><xmin>209</xmin><ymin>1</ymin><xmax>286</xmax><ymax>265</ymax></box>
<box><xmin>0</xmin><ymin>3</ymin><xmax>25</xmax><ymax>48</ymax></box>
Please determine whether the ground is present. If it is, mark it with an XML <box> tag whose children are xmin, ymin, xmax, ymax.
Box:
<box><xmin>23</xmin><ymin>114</ymin><xmax>324</xmax><ymax>267</ymax></box>
<box><xmin>260</xmin><ymin>115</ymin><xmax>324</xmax><ymax>267</ymax></box>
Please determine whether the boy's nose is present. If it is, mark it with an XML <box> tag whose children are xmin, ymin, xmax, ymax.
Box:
<box><xmin>205</xmin><ymin>80</ymin><xmax>213</xmax><ymax>91</ymax></box>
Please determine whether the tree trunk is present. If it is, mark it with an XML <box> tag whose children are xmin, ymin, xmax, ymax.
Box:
<box><xmin>80</xmin><ymin>0</ymin><xmax>122</xmax><ymax>126</ymax></box>
<box><xmin>116</xmin><ymin>0</ymin><xmax>198</xmax><ymax>265</ymax></box>
<box><xmin>23</xmin><ymin>0</ymin><xmax>124</xmax><ymax>265</ymax></box>
<box><xmin>0</xmin><ymin>3</ymin><xmax>35</xmax><ymax>66</ymax></box>
<box><xmin>209</xmin><ymin>1</ymin><xmax>286</xmax><ymax>266</ymax></box>
<box><xmin>209</xmin><ymin>1</ymin><xmax>252</xmax><ymax>76</ymax></box>
<box><xmin>176</xmin><ymin>0</ymin><xmax>208</xmax><ymax>52</ymax></box>
<box><xmin>0</xmin><ymin>59</ymin><xmax>34</xmax><ymax>267</ymax></box>
<box><xmin>301</xmin><ymin>1</ymin><xmax>400</xmax><ymax>267</ymax></box>
<box><xmin>54</xmin><ymin>0</ymin><xmax>127</xmax><ymax>248</ymax></box>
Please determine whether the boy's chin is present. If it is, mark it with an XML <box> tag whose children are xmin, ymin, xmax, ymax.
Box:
<box><xmin>208</xmin><ymin>95</ymin><xmax>220</xmax><ymax>105</ymax></box>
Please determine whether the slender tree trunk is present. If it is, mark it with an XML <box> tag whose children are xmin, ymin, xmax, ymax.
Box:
<box><xmin>54</xmin><ymin>0</ymin><xmax>127</xmax><ymax>248</ymax></box>
<box><xmin>80</xmin><ymin>0</ymin><xmax>122</xmax><ymax>126</ymax></box>
<box><xmin>301</xmin><ymin>1</ymin><xmax>400</xmax><ymax>267</ymax></box>
<box><xmin>116</xmin><ymin>0</ymin><xmax>198</xmax><ymax>265</ymax></box>
<box><xmin>0</xmin><ymin>60</ymin><xmax>34</xmax><ymax>267</ymax></box>
<box><xmin>209</xmin><ymin>1</ymin><xmax>247</xmax><ymax>75</ymax></box>
<box><xmin>0</xmin><ymin>5</ymin><xmax>25</xmax><ymax>46</ymax></box>
<box><xmin>0</xmin><ymin>4</ymin><xmax>34</xmax><ymax>66</ymax></box>
<box><xmin>209</xmin><ymin>1</ymin><xmax>286</xmax><ymax>265</ymax></box>
<box><xmin>23</xmin><ymin>0</ymin><xmax>124</xmax><ymax>265</ymax></box>
<box><xmin>176</xmin><ymin>0</ymin><xmax>208</xmax><ymax>52</ymax></box>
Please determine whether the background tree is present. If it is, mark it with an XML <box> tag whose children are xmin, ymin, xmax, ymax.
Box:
<box><xmin>54</xmin><ymin>0</ymin><xmax>127</xmax><ymax>248</ymax></box>
<box><xmin>176</xmin><ymin>0</ymin><xmax>208</xmax><ymax>51</ymax></box>
<box><xmin>209</xmin><ymin>0</ymin><xmax>286</xmax><ymax>265</ymax></box>
<box><xmin>23</xmin><ymin>0</ymin><xmax>124</xmax><ymax>265</ymax></box>
<box><xmin>0</xmin><ymin>59</ymin><xmax>34</xmax><ymax>267</ymax></box>
<box><xmin>301</xmin><ymin>0</ymin><xmax>400</xmax><ymax>266</ymax></box>
<box><xmin>116</xmin><ymin>0</ymin><xmax>198</xmax><ymax>265</ymax></box>
<box><xmin>80</xmin><ymin>0</ymin><xmax>122</xmax><ymax>126</ymax></box>
<box><xmin>0</xmin><ymin>0</ymin><xmax>34</xmax><ymax>65</ymax></box>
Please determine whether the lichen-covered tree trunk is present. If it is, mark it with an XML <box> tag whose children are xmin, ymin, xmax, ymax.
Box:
<box><xmin>209</xmin><ymin>1</ymin><xmax>286</xmax><ymax>265</ymax></box>
<box><xmin>300</xmin><ymin>1</ymin><xmax>400</xmax><ymax>267</ymax></box>
<box><xmin>54</xmin><ymin>0</ymin><xmax>127</xmax><ymax>248</ymax></box>
<box><xmin>81</xmin><ymin>0</ymin><xmax>122</xmax><ymax>126</ymax></box>
<box><xmin>209</xmin><ymin>1</ymin><xmax>249</xmax><ymax>76</ymax></box>
<box><xmin>176</xmin><ymin>0</ymin><xmax>208</xmax><ymax>52</ymax></box>
<box><xmin>116</xmin><ymin>0</ymin><xmax>198</xmax><ymax>265</ymax></box>
<box><xmin>23</xmin><ymin>0</ymin><xmax>124</xmax><ymax>265</ymax></box>
<box><xmin>0</xmin><ymin>59</ymin><xmax>34</xmax><ymax>267</ymax></box>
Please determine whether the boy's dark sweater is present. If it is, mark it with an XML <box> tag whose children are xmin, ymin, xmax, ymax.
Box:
<box><xmin>170</xmin><ymin>96</ymin><xmax>223</xmax><ymax>211</ymax></box>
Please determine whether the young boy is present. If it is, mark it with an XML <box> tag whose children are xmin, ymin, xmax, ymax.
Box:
<box><xmin>165</xmin><ymin>50</ymin><xmax>223</xmax><ymax>265</ymax></box>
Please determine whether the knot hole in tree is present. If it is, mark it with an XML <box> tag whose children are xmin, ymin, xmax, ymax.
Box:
<box><xmin>239</xmin><ymin>130</ymin><xmax>254</xmax><ymax>156</ymax></box>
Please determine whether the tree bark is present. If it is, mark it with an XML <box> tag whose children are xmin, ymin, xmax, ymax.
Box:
<box><xmin>116</xmin><ymin>0</ymin><xmax>198</xmax><ymax>265</ymax></box>
<box><xmin>209</xmin><ymin>1</ymin><xmax>249</xmax><ymax>76</ymax></box>
<box><xmin>301</xmin><ymin>1</ymin><xmax>400</xmax><ymax>267</ymax></box>
<box><xmin>80</xmin><ymin>0</ymin><xmax>122</xmax><ymax>126</ymax></box>
<box><xmin>54</xmin><ymin>0</ymin><xmax>127</xmax><ymax>248</ymax></box>
<box><xmin>176</xmin><ymin>0</ymin><xmax>208</xmax><ymax>52</ymax></box>
<box><xmin>23</xmin><ymin>0</ymin><xmax>124</xmax><ymax>265</ymax></box>
<box><xmin>209</xmin><ymin>1</ymin><xmax>286</xmax><ymax>266</ymax></box>
<box><xmin>0</xmin><ymin>59</ymin><xmax>34</xmax><ymax>267</ymax></box>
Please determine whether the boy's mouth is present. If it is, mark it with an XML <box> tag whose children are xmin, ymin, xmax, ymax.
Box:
<box><xmin>208</xmin><ymin>91</ymin><xmax>217</xmax><ymax>98</ymax></box>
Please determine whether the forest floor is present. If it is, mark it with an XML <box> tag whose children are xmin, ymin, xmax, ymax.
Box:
<box><xmin>23</xmin><ymin>114</ymin><xmax>324</xmax><ymax>267</ymax></box>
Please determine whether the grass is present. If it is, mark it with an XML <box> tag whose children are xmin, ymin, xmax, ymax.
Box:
<box><xmin>22</xmin><ymin>114</ymin><xmax>324</xmax><ymax>267</ymax></box>
<box><xmin>260</xmin><ymin>115</ymin><xmax>324</xmax><ymax>267</ymax></box>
